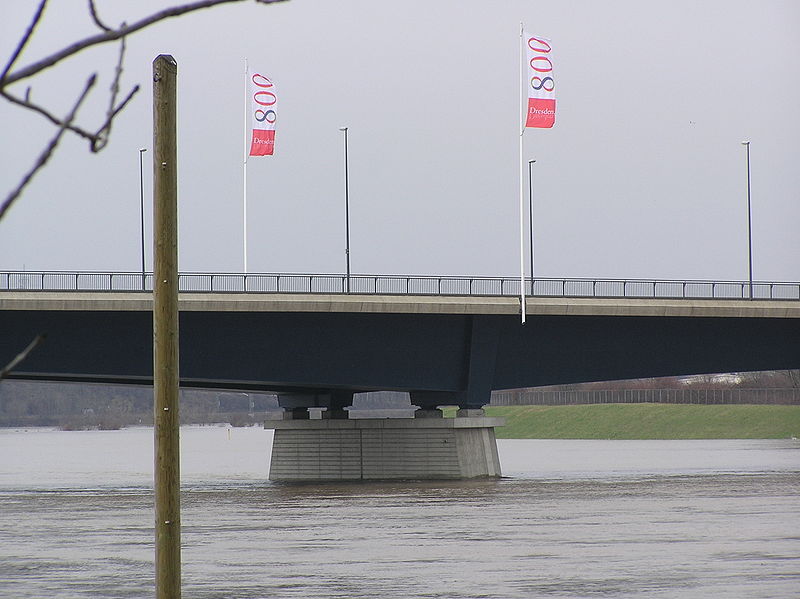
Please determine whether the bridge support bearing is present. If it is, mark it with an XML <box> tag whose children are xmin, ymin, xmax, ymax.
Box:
<box><xmin>265</xmin><ymin>413</ymin><xmax>505</xmax><ymax>481</ymax></box>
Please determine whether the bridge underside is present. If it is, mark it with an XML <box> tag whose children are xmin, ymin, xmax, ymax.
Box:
<box><xmin>2</xmin><ymin>308</ymin><xmax>798</xmax><ymax>410</ymax></box>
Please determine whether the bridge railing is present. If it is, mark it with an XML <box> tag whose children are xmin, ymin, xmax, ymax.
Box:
<box><xmin>1</xmin><ymin>271</ymin><xmax>799</xmax><ymax>300</ymax></box>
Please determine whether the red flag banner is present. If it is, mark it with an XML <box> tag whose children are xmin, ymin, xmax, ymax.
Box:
<box><xmin>248</xmin><ymin>71</ymin><xmax>276</xmax><ymax>156</ymax></box>
<box><xmin>524</xmin><ymin>33</ymin><xmax>555</xmax><ymax>128</ymax></box>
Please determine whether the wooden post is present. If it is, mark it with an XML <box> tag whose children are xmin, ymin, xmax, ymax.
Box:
<box><xmin>153</xmin><ymin>54</ymin><xmax>180</xmax><ymax>599</ymax></box>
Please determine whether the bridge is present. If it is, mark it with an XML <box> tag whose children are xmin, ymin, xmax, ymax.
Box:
<box><xmin>3</xmin><ymin>271</ymin><xmax>799</xmax><ymax>480</ymax></box>
<box><xmin>3</xmin><ymin>270</ymin><xmax>799</xmax><ymax>406</ymax></box>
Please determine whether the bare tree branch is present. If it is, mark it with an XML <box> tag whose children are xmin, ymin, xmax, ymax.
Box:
<box><xmin>1</xmin><ymin>75</ymin><xmax>96</xmax><ymax>220</ymax></box>
<box><xmin>0</xmin><ymin>334</ymin><xmax>46</xmax><ymax>381</ymax></box>
<box><xmin>1</xmin><ymin>38</ymin><xmax>141</xmax><ymax>153</ymax></box>
<box><xmin>2</xmin><ymin>0</ymin><xmax>288</xmax><ymax>87</ymax></box>
<box><xmin>88</xmin><ymin>0</ymin><xmax>113</xmax><ymax>32</ymax></box>
<box><xmin>0</xmin><ymin>88</ymin><xmax>98</xmax><ymax>143</ymax></box>
<box><xmin>91</xmin><ymin>84</ymin><xmax>140</xmax><ymax>153</ymax></box>
<box><xmin>1</xmin><ymin>0</ymin><xmax>288</xmax><ymax>221</ymax></box>
<box><xmin>93</xmin><ymin>35</ymin><xmax>129</xmax><ymax>152</ymax></box>
<box><xmin>0</xmin><ymin>0</ymin><xmax>47</xmax><ymax>81</ymax></box>
<box><xmin>108</xmin><ymin>36</ymin><xmax>125</xmax><ymax>116</ymax></box>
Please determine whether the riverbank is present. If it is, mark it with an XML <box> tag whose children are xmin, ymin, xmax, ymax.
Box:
<box><xmin>3</xmin><ymin>403</ymin><xmax>798</xmax><ymax>439</ymax></box>
<box><xmin>481</xmin><ymin>404</ymin><xmax>800</xmax><ymax>439</ymax></box>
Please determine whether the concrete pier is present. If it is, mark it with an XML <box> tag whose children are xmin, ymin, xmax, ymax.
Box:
<box><xmin>265</xmin><ymin>411</ymin><xmax>504</xmax><ymax>481</ymax></box>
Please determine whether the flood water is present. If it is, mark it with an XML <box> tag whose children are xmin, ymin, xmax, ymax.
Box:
<box><xmin>1</xmin><ymin>426</ymin><xmax>798</xmax><ymax>598</ymax></box>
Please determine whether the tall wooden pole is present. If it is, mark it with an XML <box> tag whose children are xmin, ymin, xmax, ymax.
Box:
<box><xmin>153</xmin><ymin>54</ymin><xmax>180</xmax><ymax>599</ymax></box>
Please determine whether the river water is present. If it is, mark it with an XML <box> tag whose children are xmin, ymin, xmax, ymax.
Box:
<box><xmin>0</xmin><ymin>426</ymin><xmax>798</xmax><ymax>598</ymax></box>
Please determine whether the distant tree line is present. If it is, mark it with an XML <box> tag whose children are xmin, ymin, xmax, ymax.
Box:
<box><xmin>0</xmin><ymin>380</ymin><xmax>278</xmax><ymax>429</ymax></box>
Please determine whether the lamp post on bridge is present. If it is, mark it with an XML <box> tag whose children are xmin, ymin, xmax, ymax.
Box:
<box><xmin>138</xmin><ymin>147</ymin><xmax>147</xmax><ymax>291</ymax></box>
<box><xmin>527</xmin><ymin>159</ymin><xmax>535</xmax><ymax>296</ymax></box>
<box><xmin>339</xmin><ymin>126</ymin><xmax>351</xmax><ymax>294</ymax></box>
<box><xmin>741</xmin><ymin>140</ymin><xmax>753</xmax><ymax>300</ymax></box>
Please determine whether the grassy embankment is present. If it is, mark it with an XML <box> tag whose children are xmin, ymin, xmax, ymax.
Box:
<box><xmin>468</xmin><ymin>404</ymin><xmax>800</xmax><ymax>439</ymax></box>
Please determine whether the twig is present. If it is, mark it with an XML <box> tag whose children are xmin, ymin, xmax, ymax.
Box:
<box><xmin>0</xmin><ymin>334</ymin><xmax>46</xmax><ymax>381</ymax></box>
<box><xmin>3</xmin><ymin>0</ymin><xmax>288</xmax><ymax>87</ymax></box>
<box><xmin>0</xmin><ymin>80</ymin><xmax>140</xmax><ymax>151</ymax></box>
<box><xmin>88</xmin><ymin>0</ymin><xmax>112</xmax><ymax>32</ymax></box>
<box><xmin>1</xmin><ymin>74</ymin><xmax>96</xmax><ymax>220</ymax></box>
<box><xmin>108</xmin><ymin>36</ymin><xmax>125</xmax><ymax>117</ymax></box>
<box><xmin>93</xmin><ymin>36</ymin><xmax>128</xmax><ymax>152</ymax></box>
<box><xmin>91</xmin><ymin>84</ymin><xmax>140</xmax><ymax>152</ymax></box>
<box><xmin>0</xmin><ymin>0</ymin><xmax>47</xmax><ymax>81</ymax></box>
<box><xmin>0</xmin><ymin>88</ymin><xmax>98</xmax><ymax>143</ymax></box>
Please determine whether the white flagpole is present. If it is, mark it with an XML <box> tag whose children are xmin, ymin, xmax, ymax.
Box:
<box><xmin>243</xmin><ymin>58</ymin><xmax>249</xmax><ymax>273</ymax></box>
<box><xmin>519</xmin><ymin>23</ymin><xmax>527</xmax><ymax>324</ymax></box>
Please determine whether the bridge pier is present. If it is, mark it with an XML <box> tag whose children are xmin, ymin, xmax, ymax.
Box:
<box><xmin>265</xmin><ymin>409</ymin><xmax>504</xmax><ymax>481</ymax></box>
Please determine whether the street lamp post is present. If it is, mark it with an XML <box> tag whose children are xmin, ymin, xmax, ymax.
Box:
<box><xmin>527</xmin><ymin>159</ymin><xmax>535</xmax><ymax>296</ymax></box>
<box><xmin>339</xmin><ymin>126</ymin><xmax>351</xmax><ymax>293</ymax></box>
<box><xmin>138</xmin><ymin>147</ymin><xmax>147</xmax><ymax>291</ymax></box>
<box><xmin>741</xmin><ymin>140</ymin><xmax>753</xmax><ymax>300</ymax></box>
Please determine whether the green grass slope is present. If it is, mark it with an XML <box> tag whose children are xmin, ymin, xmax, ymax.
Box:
<box><xmin>482</xmin><ymin>404</ymin><xmax>800</xmax><ymax>439</ymax></box>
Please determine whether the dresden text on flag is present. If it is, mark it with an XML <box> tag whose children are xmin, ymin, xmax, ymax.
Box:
<box><xmin>248</xmin><ymin>71</ymin><xmax>276</xmax><ymax>156</ymax></box>
<box><xmin>524</xmin><ymin>33</ymin><xmax>555</xmax><ymax>128</ymax></box>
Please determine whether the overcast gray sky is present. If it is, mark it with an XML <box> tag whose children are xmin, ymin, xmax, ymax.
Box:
<box><xmin>1</xmin><ymin>0</ymin><xmax>798</xmax><ymax>281</ymax></box>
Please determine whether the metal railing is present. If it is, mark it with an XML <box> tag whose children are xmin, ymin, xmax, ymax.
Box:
<box><xmin>1</xmin><ymin>271</ymin><xmax>799</xmax><ymax>300</ymax></box>
<box><xmin>491</xmin><ymin>387</ymin><xmax>800</xmax><ymax>405</ymax></box>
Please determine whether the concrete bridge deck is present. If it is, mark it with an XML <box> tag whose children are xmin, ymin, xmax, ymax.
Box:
<box><xmin>3</xmin><ymin>291</ymin><xmax>799</xmax><ymax>318</ymax></box>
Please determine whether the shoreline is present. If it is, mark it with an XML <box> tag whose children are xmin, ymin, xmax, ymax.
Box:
<box><xmin>2</xmin><ymin>403</ymin><xmax>798</xmax><ymax>440</ymax></box>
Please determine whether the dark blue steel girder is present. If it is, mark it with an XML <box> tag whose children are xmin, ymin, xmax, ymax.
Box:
<box><xmin>1</xmin><ymin>309</ymin><xmax>798</xmax><ymax>408</ymax></box>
